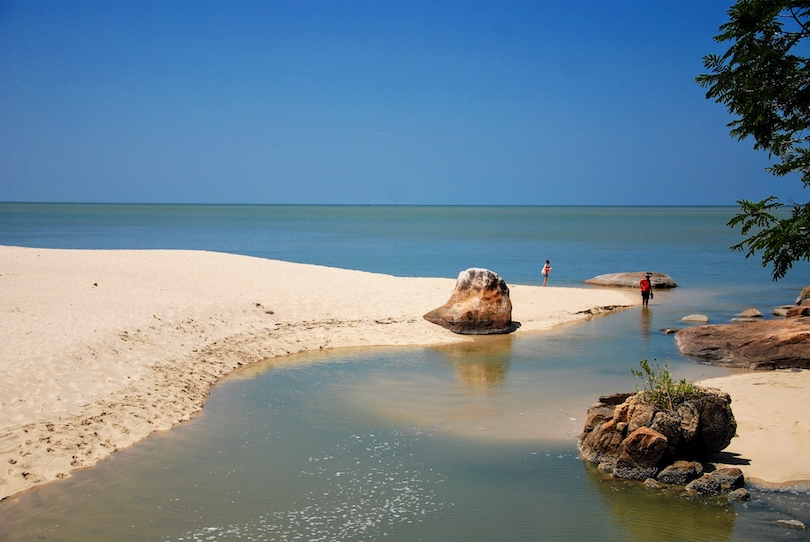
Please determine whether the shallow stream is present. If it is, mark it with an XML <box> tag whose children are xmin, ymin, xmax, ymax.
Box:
<box><xmin>1</xmin><ymin>297</ymin><xmax>808</xmax><ymax>542</ymax></box>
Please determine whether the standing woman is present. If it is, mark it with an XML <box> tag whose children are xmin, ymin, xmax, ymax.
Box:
<box><xmin>542</xmin><ymin>260</ymin><xmax>551</xmax><ymax>286</ymax></box>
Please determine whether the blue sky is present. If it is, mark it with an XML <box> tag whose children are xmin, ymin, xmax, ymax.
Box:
<box><xmin>0</xmin><ymin>0</ymin><xmax>802</xmax><ymax>205</ymax></box>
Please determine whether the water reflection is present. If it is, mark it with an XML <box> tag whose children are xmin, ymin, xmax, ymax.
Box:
<box><xmin>583</xmin><ymin>462</ymin><xmax>736</xmax><ymax>542</ymax></box>
<box><xmin>430</xmin><ymin>336</ymin><xmax>513</xmax><ymax>389</ymax></box>
<box><xmin>640</xmin><ymin>306</ymin><xmax>652</xmax><ymax>343</ymax></box>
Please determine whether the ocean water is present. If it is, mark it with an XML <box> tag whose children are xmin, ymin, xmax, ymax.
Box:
<box><xmin>0</xmin><ymin>204</ymin><xmax>808</xmax><ymax>541</ymax></box>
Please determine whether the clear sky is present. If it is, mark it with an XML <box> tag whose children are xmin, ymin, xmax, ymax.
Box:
<box><xmin>0</xmin><ymin>1</ymin><xmax>803</xmax><ymax>205</ymax></box>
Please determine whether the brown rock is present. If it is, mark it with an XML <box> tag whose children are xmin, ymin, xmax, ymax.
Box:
<box><xmin>649</xmin><ymin>410</ymin><xmax>684</xmax><ymax>458</ymax></box>
<box><xmin>676</xmin><ymin>402</ymin><xmax>700</xmax><ymax>449</ymax></box>
<box><xmin>709</xmin><ymin>467</ymin><xmax>744</xmax><ymax>490</ymax></box>
<box><xmin>685</xmin><ymin>474</ymin><xmax>722</xmax><ymax>495</ymax></box>
<box><xmin>598</xmin><ymin>392</ymin><xmax>634</xmax><ymax>406</ymax></box>
<box><xmin>579</xmin><ymin>417</ymin><xmax>626</xmax><ymax>464</ymax></box>
<box><xmin>738</xmin><ymin>308</ymin><xmax>763</xmax><ymax>318</ymax></box>
<box><xmin>694</xmin><ymin>392</ymin><xmax>737</xmax><ymax>456</ymax></box>
<box><xmin>584</xmin><ymin>271</ymin><xmax>677</xmax><ymax>289</ymax></box>
<box><xmin>786</xmin><ymin>306</ymin><xmax>810</xmax><ymax>318</ymax></box>
<box><xmin>613</xmin><ymin>427</ymin><xmax>669</xmax><ymax>480</ymax></box>
<box><xmin>626</xmin><ymin>396</ymin><xmax>657</xmax><ymax>434</ymax></box>
<box><xmin>728</xmin><ymin>488</ymin><xmax>751</xmax><ymax>501</ymax></box>
<box><xmin>423</xmin><ymin>268</ymin><xmax>519</xmax><ymax>335</ymax></box>
<box><xmin>674</xmin><ymin>318</ymin><xmax>810</xmax><ymax>369</ymax></box>
<box><xmin>657</xmin><ymin>460</ymin><xmax>703</xmax><ymax>485</ymax></box>
<box><xmin>644</xmin><ymin>478</ymin><xmax>664</xmax><ymax>489</ymax></box>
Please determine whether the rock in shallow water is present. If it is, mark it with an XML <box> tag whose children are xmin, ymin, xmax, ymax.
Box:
<box><xmin>578</xmin><ymin>390</ymin><xmax>737</xmax><ymax>484</ymax></box>
<box><xmin>674</xmin><ymin>318</ymin><xmax>810</xmax><ymax>369</ymax></box>
<box><xmin>423</xmin><ymin>268</ymin><xmax>519</xmax><ymax>335</ymax></box>
<box><xmin>584</xmin><ymin>271</ymin><xmax>677</xmax><ymax>288</ymax></box>
<box><xmin>681</xmin><ymin>314</ymin><xmax>709</xmax><ymax>323</ymax></box>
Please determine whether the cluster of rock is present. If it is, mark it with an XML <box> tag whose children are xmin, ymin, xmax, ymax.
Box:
<box><xmin>578</xmin><ymin>390</ymin><xmax>746</xmax><ymax>497</ymax></box>
<box><xmin>423</xmin><ymin>268</ymin><xmax>519</xmax><ymax>335</ymax></box>
<box><xmin>584</xmin><ymin>271</ymin><xmax>677</xmax><ymax>289</ymax></box>
<box><xmin>674</xmin><ymin>285</ymin><xmax>810</xmax><ymax>369</ymax></box>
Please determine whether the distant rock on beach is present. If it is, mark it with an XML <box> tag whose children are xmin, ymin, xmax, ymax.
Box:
<box><xmin>584</xmin><ymin>272</ymin><xmax>677</xmax><ymax>289</ymax></box>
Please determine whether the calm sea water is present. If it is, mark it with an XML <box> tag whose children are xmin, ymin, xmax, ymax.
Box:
<box><xmin>0</xmin><ymin>204</ymin><xmax>808</xmax><ymax>541</ymax></box>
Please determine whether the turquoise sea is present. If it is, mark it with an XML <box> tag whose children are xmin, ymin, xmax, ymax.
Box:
<box><xmin>0</xmin><ymin>204</ymin><xmax>808</xmax><ymax>541</ymax></box>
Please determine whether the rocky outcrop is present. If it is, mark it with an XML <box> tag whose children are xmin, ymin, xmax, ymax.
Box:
<box><xmin>786</xmin><ymin>305</ymin><xmax>810</xmax><ymax>318</ymax></box>
<box><xmin>423</xmin><ymin>268</ymin><xmax>519</xmax><ymax>335</ymax></box>
<box><xmin>674</xmin><ymin>318</ymin><xmax>810</xmax><ymax>369</ymax></box>
<box><xmin>769</xmin><ymin>287</ymin><xmax>810</xmax><ymax>318</ymax></box>
<box><xmin>578</xmin><ymin>390</ymin><xmax>736</xmax><ymax>484</ymax></box>
<box><xmin>584</xmin><ymin>272</ymin><xmax>677</xmax><ymax>289</ymax></box>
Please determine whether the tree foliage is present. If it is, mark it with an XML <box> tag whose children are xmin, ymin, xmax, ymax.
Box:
<box><xmin>696</xmin><ymin>0</ymin><xmax>810</xmax><ymax>279</ymax></box>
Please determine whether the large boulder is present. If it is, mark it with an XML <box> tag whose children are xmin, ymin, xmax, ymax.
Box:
<box><xmin>674</xmin><ymin>318</ymin><xmax>810</xmax><ymax>369</ymax></box>
<box><xmin>578</xmin><ymin>389</ymin><xmax>736</xmax><ymax>483</ymax></box>
<box><xmin>423</xmin><ymin>268</ymin><xmax>519</xmax><ymax>335</ymax></box>
<box><xmin>584</xmin><ymin>272</ymin><xmax>677</xmax><ymax>289</ymax></box>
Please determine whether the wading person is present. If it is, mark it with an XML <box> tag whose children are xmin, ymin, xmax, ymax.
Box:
<box><xmin>639</xmin><ymin>273</ymin><xmax>654</xmax><ymax>307</ymax></box>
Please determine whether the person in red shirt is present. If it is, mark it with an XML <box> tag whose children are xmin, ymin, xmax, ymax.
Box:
<box><xmin>639</xmin><ymin>273</ymin><xmax>654</xmax><ymax>307</ymax></box>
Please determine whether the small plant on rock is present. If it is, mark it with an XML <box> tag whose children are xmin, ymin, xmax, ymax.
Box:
<box><xmin>631</xmin><ymin>359</ymin><xmax>702</xmax><ymax>410</ymax></box>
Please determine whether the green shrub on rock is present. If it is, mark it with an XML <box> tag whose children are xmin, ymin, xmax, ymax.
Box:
<box><xmin>631</xmin><ymin>359</ymin><xmax>702</xmax><ymax>411</ymax></box>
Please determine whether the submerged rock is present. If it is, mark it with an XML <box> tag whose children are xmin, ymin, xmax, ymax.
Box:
<box><xmin>776</xmin><ymin>519</ymin><xmax>806</xmax><ymax>530</ymax></box>
<box><xmin>728</xmin><ymin>488</ymin><xmax>751</xmax><ymax>502</ymax></box>
<box><xmin>584</xmin><ymin>271</ymin><xmax>677</xmax><ymax>289</ymax></box>
<box><xmin>423</xmin><ymin>268</ymin><xmax>519</xmax><ymax>335</ymax></box>
<box><xmin>685</xmin><ymin>474</ymin><xmax>722</xmax><ymax>495</ymax></box>
<box><xmin>681</xmin><ymin>314</ymin><xmax>709</xmax><ymax>323</ymax></box>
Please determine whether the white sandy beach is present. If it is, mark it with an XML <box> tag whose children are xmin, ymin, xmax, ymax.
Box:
<box><xmin>1</xmin><ymin>246</ymin><xmax>806</xmax><ymax>502</ymax></box>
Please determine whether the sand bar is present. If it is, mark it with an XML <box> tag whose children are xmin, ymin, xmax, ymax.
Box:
<box><xmin>0</xmin><ymin>246</ymin><xmax>637</xmax><ymax>500</ymax></box>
